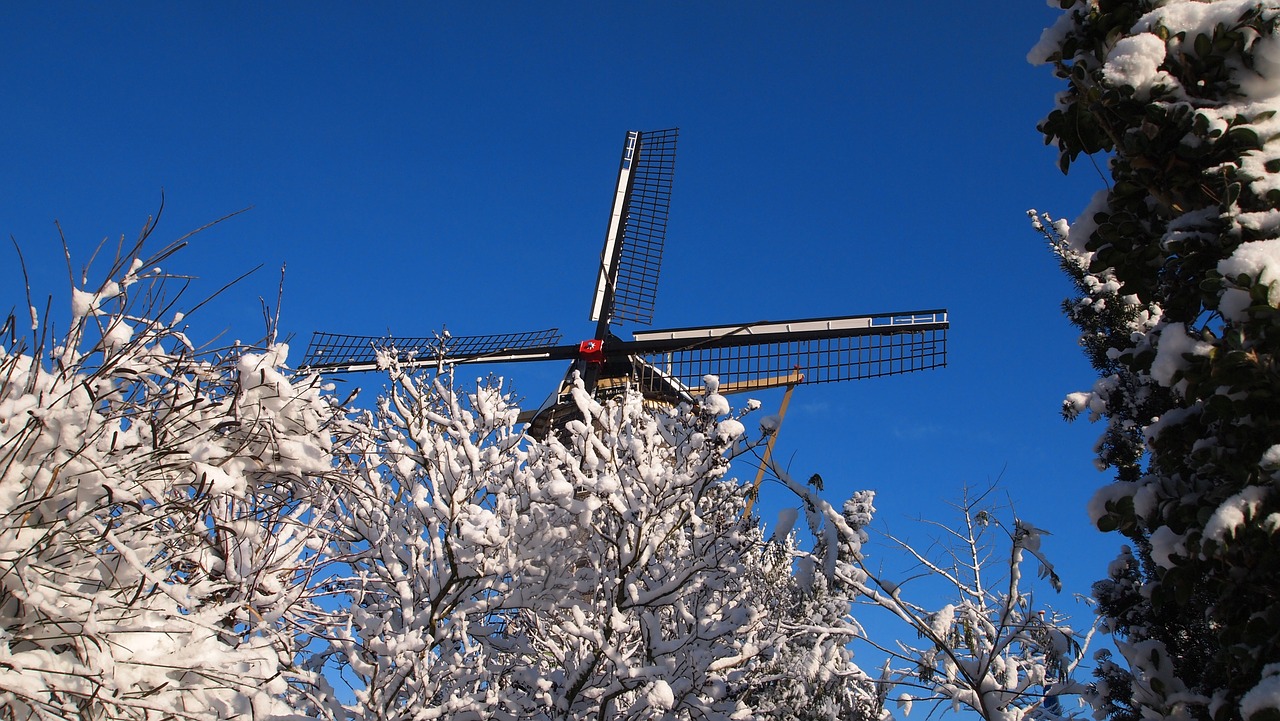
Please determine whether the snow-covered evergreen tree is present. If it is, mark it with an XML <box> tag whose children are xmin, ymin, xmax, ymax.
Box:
<box><xmin>1031</xmin><ymin>2</ymin><xmax>1280</xmax><ymax>719</ymax></box>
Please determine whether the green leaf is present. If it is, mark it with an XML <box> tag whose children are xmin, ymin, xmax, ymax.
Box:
<box><xmin>1195</xmin><ymin>32</ymin><xmax>1212</xmax><ymax>57</ymax></box>
<box><xmin>1226</xmin><ymin>125</ymin><xmax>1261</xmax><ymax>148</ymax></box>
<box><xmin>1097</xmin><ymin>514</ymin><xmax>1119</xmax><ymax>533</ymax></box>
<box><xmin>1225</xmin><ymin>182</ymin><xmax>1242</xmax><ymax>207</ymax></box>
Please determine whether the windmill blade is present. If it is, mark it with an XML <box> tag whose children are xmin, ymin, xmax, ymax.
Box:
<box><xmin>589</xmin><ymin>128</ymin><xmax>678</xmax><ymax>330</ymax></box>
<box><xmin>298</xmin><ymin>328</ymin><xmax>571</xmax><ymax>373</ymax></box>
<box><xmin>623</xmin><ymin>310</ymin><xmax>948</xmax><ymax>393</ymax></box>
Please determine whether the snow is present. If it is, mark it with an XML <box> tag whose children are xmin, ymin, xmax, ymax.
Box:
<box><xmin>1263</xmin><ymin>444</ymin><xmax>1280</xmax><ymax>469</ymax></box>
<box><xmin>1069</xmin><ymin>190</ymin><xmax>1109</xmax><ymax>254</ymax></box>
<box><xmin>193</xmin><ymin>461</ymin><xmax>243</xmax><ymax>497</ymax></box>
<box><xmin>1266</xmin><ymin>514</ymin><xmax>1280</xmax><ymax>534</ymax></box>
<box><xmin>646</xmin><ymin>679</ymin><xmax>675</xmax><ymax>711</ymax></box>
<box><xmin>1149</xmin><ymin>525</ymin><xmax>1187</xmax><ymax>568</ymax></box>
<box><xmin>1219</xmin><ymin>287</ymin><xmax>1254</xmax><ymax>322</ymax></box>
<box><xmin>70</xmin><ymin>287</ymin><xmax>96</xmax><ymax>318</ymax></box>
<box><xmin>1064</xmin><ymin>392</ymin><xmax>1090</xmax><ymax>418</ymax></box>
<box><xmin>716</xmin><ymin>417</ymin><xmax>744</xmax><ymax>441</ymax></box>
<box><xmin>928</xmin><ymin>604</ymin><xmax>956</xmax><ymax>640</ymax></box>
<box><xmin>0</xmin><ymin>273</ymin><xmax>331</xmax><ymax>718</ymax></box>
<box><xmin>1102</xmin><ymin>33</ymin><xmax>1170</xmax><ymax>98</ymax></box>
<box><xmin>101</xmin><ymin>318</ymin><xmax>133</xmax><ymax>351</ymax></box>
<box><xmin>1203</xmin><ymin>485</ymin><xmax>1269</xmax><ymax>545</ymax></box>
<box><xmin>6</xmin><ymin>250</ymin><xmax>1091</xmax><ymax>719</ymax></box>
<box><xmin>1150</xmin><ymin>323</ymin><xmax>1213</xmax><ymax>391</ymax></box>
<box><xmin>1240</xmin><ymin>670</ymin><xmax>1280</xmax><ymax>720</ymax></box>
<box><xmin>1027</xmin><ymin>11</ymin><xmax>1077</xmax><ymax>65</ymax></box>
<box><xmin>773</xmin><ymin>507</ymin><xmax>798</xmax><ymax>540</ymax></box>
<box><xmin>1088</xmin><ymin>482</ymin><xmax>1139</xmax><ymax>526</ymax></box>
<box><xmin>1242</xmin><ymin>29</ymin><xmax>1280</xmax><ymax>99</ymax></box>
<box><xmin>897</xmin><ymin>693</ymin><xmax>914</xmax><ymax>717</ymax></box>
<box><xmin>1032</xmin><ymin>3</ymin><xmax>1280</xmax><ymax>715</ymax></box>
<box><xmin>331</xmin><ymin>358</ymin><xmax>883</xmax><ymax>719</ymax></box>
<box><xmin>701</xmin><ymin>373</ymin><xmax>720</xmax><ymax>394</ymax></box>
<box><xmin>702</xmin><ymin>392</ymin><xmax>731</xmax><ymax>416</ymax></box>
<box><xmin>1219</xmin><ymin>239</ymin><xmax>1280</xmax><ymax>317</ymax></box>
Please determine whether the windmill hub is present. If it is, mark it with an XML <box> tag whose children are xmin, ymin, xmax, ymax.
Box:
<box><xmin>578</xmin><ymin>339</ymin><xmax>605</xmax><ymax>364</ymax></box>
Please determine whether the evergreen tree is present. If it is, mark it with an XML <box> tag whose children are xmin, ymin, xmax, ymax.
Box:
<box><xmin>1031</xmin><ymin>2</ymin><xmax>1280</xmax><ymax>719</ymax></box>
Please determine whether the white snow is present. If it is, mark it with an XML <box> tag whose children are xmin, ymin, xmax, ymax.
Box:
<box><xmin>70</xmin><ymin>287</ymin><xmax>97</xmax><ymax>318</ymax></box>
<box><xmin>1263</xmin><ymin>444</ymin><xmax>1280</xmax><ymax>469</ymax></box>
<box><xmin>773</xmin><ymin>507</ymin><xmax>798</xmax><ymax>540</ymax></box>
<box><xmin>1150</xmin><ymin>323</ymin><xmax>1213</xmax><ymax>391</ymax></box>
<box><xmin>897</xmin><ymin>693</ymin><xmax>914</xmax><ymax>717</ymax></box>
<box><xmin>1219</xmin><ymin>239</ymin><xmax>1280</xmax><ymax>317</ymax></box>
<box><xmin>646</xmin><ymin>679</ymin><xmax>675</xmax><ymax>711</ymax></box>
<box><xmin>1204</xmin><ymin>485</ymin><xmax>1270</xmax><ymax>545</ymax></box>
<box><xmin>1102</xmin><ymin>33</ymin><xmax>1170</xmax><ymax>97</ymax></box>
<box><xmin>1149</xmin><ymin>525</ymin><xmax>1187</xmax><ymax>568</ymax></box>
<box><xmin>716</xmin><ymin>417</ymin><xmax>744</xmax><ymax>441</ymax></box>
<box><xmin>1240</xmin><ymin>670</ymin><xmax>1280</xmax><ymax>720</ymax></box>
<box><xmin>100</xmin><ymin>318</ymin><xmax>133</xmax><ymax>351</ymax></box>
<box><xmin>1068</xmin><ymin>190</ymin><xmax>1110</xmax><ymax>254</ymax></box>
<box><xmin>1028</xmin><ymin>12</ymin><xmax>1077</xmax><ymax>65</ymax></box>
<box><xmin>1219</xmin><ymin>287</ymin><xmax>1254</xmax><ymax>322</ymax></box>
<box><xmin>702</xmin><ymin>392</ymin><xmax>730</xmax><ymax>416</ymax></box>
<box><xmin>1088</xmin><ymin>482</ymin><xmax>1139</xmax><ymax>525</ymax></box>
<box><xmin>928</xmin><ymin>604</ymin><xmax>956</xmax><ymax>640</ymax></box>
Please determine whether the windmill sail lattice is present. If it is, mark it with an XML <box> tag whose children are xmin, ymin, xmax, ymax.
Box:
<box><xmin>629</xmin><ymin>311</ymin><xmax>948</xmax><ymax>394</ymax></box>
<box><xmin>300</xmin><ymin>128</ymin><xmax>950</xmax><ymax>436</ymax></box>
<box><xmin>301</xmin><ymin>328</ymin><xmax>564</xmax><ymax>373</ymax></box>
<box><xmin>602</xmin><ymin>127</ymin><xmax>677</xmax><ymax>327</ymax></box>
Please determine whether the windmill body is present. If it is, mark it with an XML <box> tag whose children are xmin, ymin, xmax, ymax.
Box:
<box><xmin>301</xmin><ymin>129</ymin><xmax>949</xmax><ymax>436</ymax></box>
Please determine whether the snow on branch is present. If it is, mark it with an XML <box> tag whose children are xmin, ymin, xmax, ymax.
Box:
<box><xmin>0</xmin><ymin>228</ymin><xmax>356</xmax><ymax>719</ymax></box>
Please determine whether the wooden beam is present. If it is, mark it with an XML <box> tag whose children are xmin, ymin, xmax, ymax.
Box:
<box><xmin>745</xmin><ymin>382</ymin><xmax>797</xmax><ymax>518</ymax></box>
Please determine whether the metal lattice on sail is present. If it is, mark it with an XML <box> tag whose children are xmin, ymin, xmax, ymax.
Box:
<box><xmin>301</xmin><ymin>328</ymin><xmax>563</xmax><ymax>372</ymax></box>
<box><xmin>611</xmin><ymin>128</ymin><xmax>677</xmax><ymax>326</ymax></box>
<box><xmin>630</xmin><ymin>311</ymin><xmax>948</xmax><ymax>394</ymax></box>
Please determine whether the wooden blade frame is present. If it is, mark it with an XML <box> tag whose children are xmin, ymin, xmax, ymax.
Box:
<box><xmin>589</xmin><ymin>128</ymin><xmax>678</xmax><ymax>334</ymax></box>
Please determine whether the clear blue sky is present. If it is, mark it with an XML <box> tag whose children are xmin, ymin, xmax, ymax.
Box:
<box><xmin>1</xmin><ymin>3</ymin><xmax>1111</xmax><ymax>635</ymax></box>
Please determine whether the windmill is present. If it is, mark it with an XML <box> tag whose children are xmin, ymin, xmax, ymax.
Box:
<box><xmin>299</xmin><ymin>128</ymin><xmax>949</xmax><ymax>439</ymax></box>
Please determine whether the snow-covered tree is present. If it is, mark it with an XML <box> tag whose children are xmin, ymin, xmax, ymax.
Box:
<box><xmin>765</xmin><ymin>472</ymin><xmax>1090</xmax><ymax>721</ymax></box>
<box><xmin>1032</xmin><ymin>2</ymin><xmax>1280</xmax><ymax>719</ymax></box>
<box><xmin>0</xmin><ymin>234</ymin><xmax>354</xmax><ymax>719</ymax></box>
<box><xmin>309</xmin><ymin>361</ymin><xmax>884</xmax><ymax>721</ymax></box>
<box><xmin>0</xmin><ymin>220</ymin><xmax>1089</xmax><ymax>721</ymax></box>
<box><xmin>859</xmin><ymin>491</ymin><xmax>1088</xmax><ymax>721</ymax></box>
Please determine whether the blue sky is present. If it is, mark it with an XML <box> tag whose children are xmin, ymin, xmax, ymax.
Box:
<box><xmin>2</xmin><ymin>3</ymin><xmax>1111</xmax><ymax>645</ymax></box>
